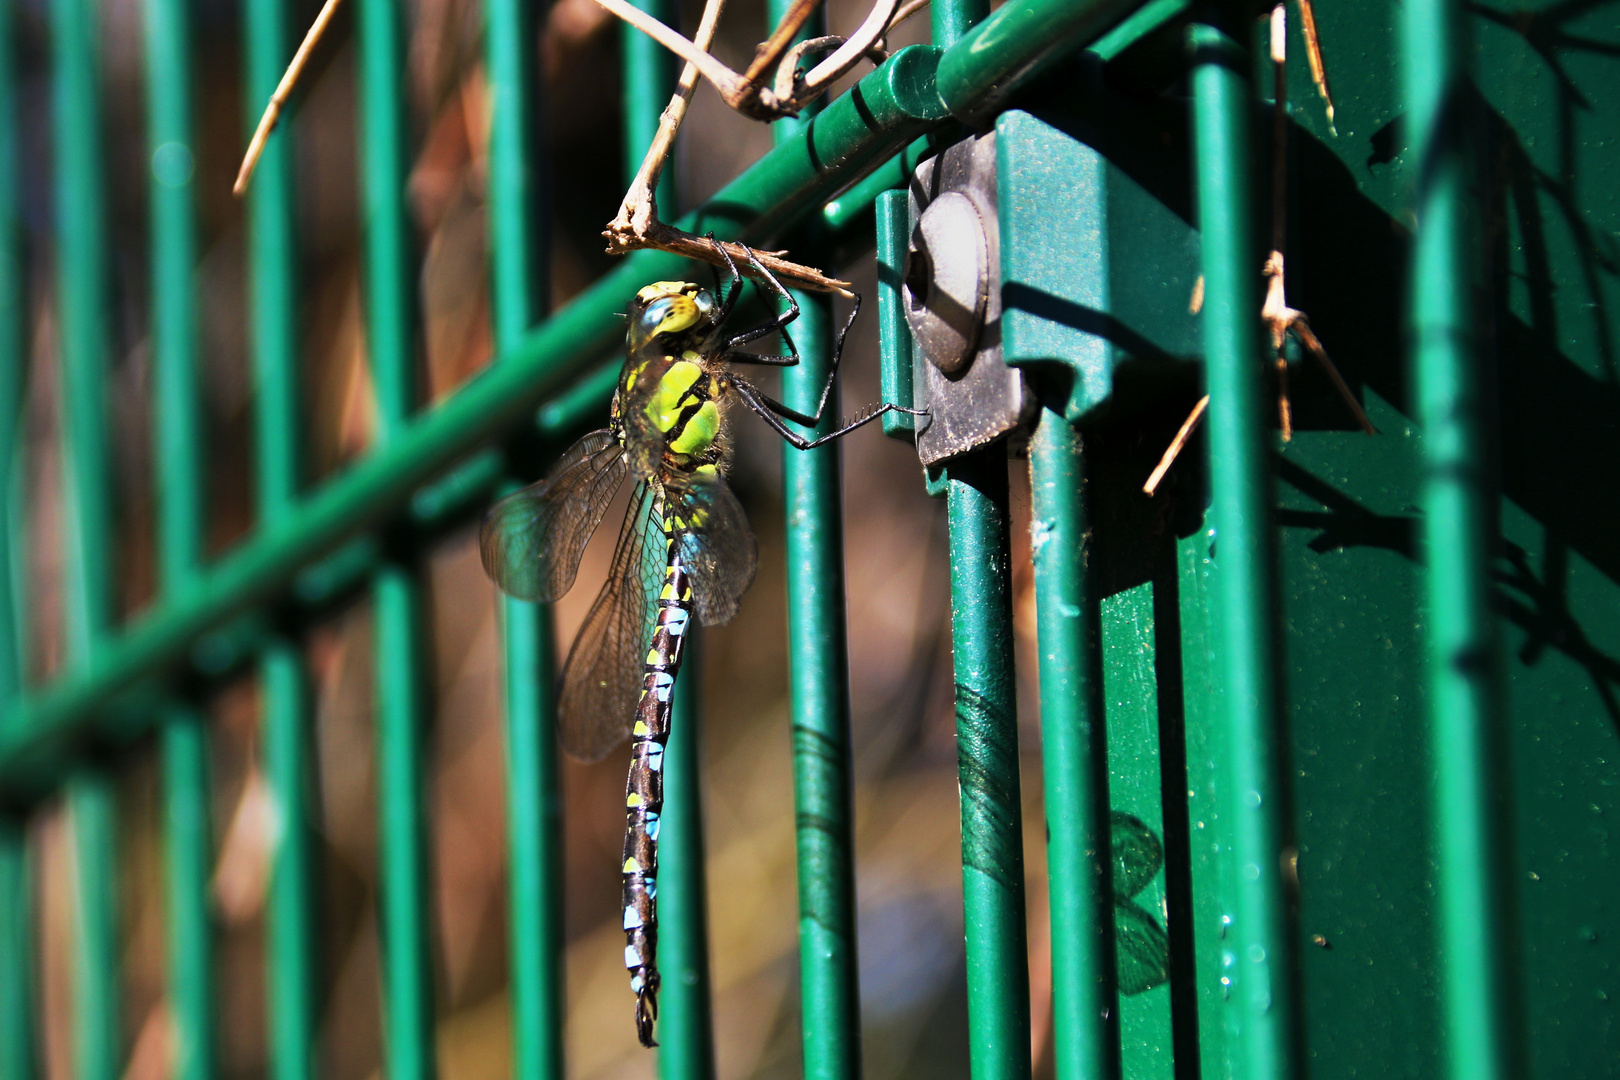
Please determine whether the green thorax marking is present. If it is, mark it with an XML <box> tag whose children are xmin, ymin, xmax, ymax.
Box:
<box><xmin>617</xmin><ymin>280</ymin><xmax>729</xmax><ymax>471</ymax></box>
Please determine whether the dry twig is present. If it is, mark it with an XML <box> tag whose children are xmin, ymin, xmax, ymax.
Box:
<box><xmin>605</xmin><ymin>0</ymin><xmax>729</xmax><ymax>250</ymax></box>
<box><xmin>588</xmin><ymin>0</ymin><xmax>902</xmax><ymax>120</ymax></box>
<box><xmin>1143</xmin><ymin>395</ymin><xmax>1208</xmax><ymax>496</ymax></box>
<box><xmin>1296</xmin><ymin>0</ymin><xmax>1336</xmax><ymax>130</ymax></box>
<box><xmin>234</xmin><ymin>0</ymin><xmax>347</xmax><ymax>195</ymax></box>
<box><xmin>624</xmin><ymin>221</ymin><xmax>854</xmax><ymax>297</ymax></box>
<box><xmin>603</xmin><ymin>0</ymin><xmax>901</xmax><ymax>293</ymax></box>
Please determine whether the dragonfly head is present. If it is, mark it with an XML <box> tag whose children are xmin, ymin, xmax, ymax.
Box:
<box><xmin>627</xmin><ymin>281</ymin><xmax>718</xmax><ymax>354</ymax></box>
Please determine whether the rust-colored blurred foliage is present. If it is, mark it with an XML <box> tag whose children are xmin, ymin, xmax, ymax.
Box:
<box><xmin>15</xmin><ymin>0</ymin><xmax>1060</xmax><ymax>1076</ymax></box>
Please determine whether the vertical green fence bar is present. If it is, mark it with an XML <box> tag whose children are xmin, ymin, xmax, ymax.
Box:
<box><xmin>780</xmin><ymin>293</ymin><xmax>863</xmax><ymax>1080</ymax></box>
<box><xmin>623</xmin><ymin>0</ymin><xmax>676</xmax><ymax>212</ymax></box>
<box><xmin>146</xmin><ymin>0</ymin><xmax>215</xmax><ymax>1072</ymax></box>
<box><xmin>768</xmin><ymin>0</ymin><xmax>863</xmax><ymax>1073</ymax></box>
<box><xmin>356</xmin><ymin>0</ymin><xmax>441</xmax><ymax>1072</ymax></box>
<box><xmin>932</xmin><ymin>0</ymin><xmax>987</xmax><ymax>49</ymax></box>
<box><xmin>947</xmin><ymin>451</ymin><xmax>1032</xmax><ymax>1080</ymax></box>
<box><xmin>69</xmin><ymin>774</ymin><xmax>118</xmax><ymax>1080</ymax></box>
<box><xmin>358</xmin><ymin>0</ymin><xmax>435</xmax><ymax>1072</ymax></box>
<box><xmin>0</xmin><ymin>0</ymin><xmax>20</xmax><ymax>703</ymax></box>
<box><xmin>1189</xmin><ymin>8</ymin><xmax>1296</xmax><ymax>1080</ymax></box>
<box><xmin>0</xmin><ymin>32</ymin><xmax>29</xmax><ymax>1035</ymax></box>
<box><xmin>932</xmin><ymin>6</ymin><xmax>1033</xmax><ymax>1079</ymax></box>
<box><xmin>243</xmin><ymin>0</ymin><xmax>316</xmax><ymax>1069</ymax></box>
<box><xmin>51</xmin><ymin>0</ymin><xmax>121</xmax><ymax>1075</ymax></box>
<box><xmin>0</xmin><ymin>2</ymin><xmax>25</xmax><ymax>1068</ymax></box>
<box><xmin>52</xmin><ymin>0</ymin><xmax>113</xmax><ymax>656</ymax></box>
<box><xmin>485</xmin><ymin>0</ymin><xmax>563</xmax><ymax>1072</ymax></box>
<box><xmin>0</xmin><ymin>816</ymin><xmax>31</xmax><ymax>1080</ymax></box>
<box><xmin>1402</xmin><ymin>2</ymin><xmax>1514</xmax><ymax>1078</ymax></box>
<box><xmin>659</xmin><ymin>645</ymin><xmax>715</xmax><ymax>1077</ymax></box>
<box><xmin>1028</xmin><ymin>402</ymin><xmax>1116</xmax><ymax>1080</ymax></box>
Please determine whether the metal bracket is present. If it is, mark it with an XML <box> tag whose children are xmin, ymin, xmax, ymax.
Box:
<box><xmin>903</xmin><ymin>131</ymin><xmax>1032</xmax><ymax>467</ymax></box>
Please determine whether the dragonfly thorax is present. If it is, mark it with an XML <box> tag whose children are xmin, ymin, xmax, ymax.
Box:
<box><xmin>618</xmin><ymin>281</ymin><xmax>730</xmax><ymax>481</ymax></box>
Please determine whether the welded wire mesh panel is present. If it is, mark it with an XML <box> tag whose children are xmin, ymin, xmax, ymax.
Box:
<box><xmin>2</xmin><ymin>0</ymin><xmax>1617</xmax><ymax>1078</ymax></box>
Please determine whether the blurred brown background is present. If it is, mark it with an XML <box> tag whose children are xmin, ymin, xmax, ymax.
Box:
<box><xmin>11</xmin><ymin>0</ymin><xmax>1056</xmax><ymax>1075</ymax></box>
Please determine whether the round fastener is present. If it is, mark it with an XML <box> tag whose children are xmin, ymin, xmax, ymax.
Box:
<box><xmin>903</xmin><ymin>191</ymin><xmax>989</xmax><ymax>375</ymax></box>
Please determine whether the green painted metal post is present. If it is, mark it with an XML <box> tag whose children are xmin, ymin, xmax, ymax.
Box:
<box><xmin>659</xmin><ymin>645</ymin><xmax>715</xmax><ymax>1079</ymax></box>
<box><xmin>933</xmin><ymin>0</ymin><xmax>1037</xmax><ymax>1068</ymax></box>
<box><xmin>485</xmin><ymin>0</ymin><xmax>564</xmax><ymax>1073</ymax></box>
<box><xmin>161</xmin><ymin>715</ymin><xmax>213</xmax><ymax>1080</ymax></box>
<box><xmin>0</xmin><ymin>20</ymin><xmax>24</xmax><ymax>1076</ymax></box>
<box><xmin>69</xmin><ymin>772</ymin><xmax>119</xmax><ymax>1080</ymax></box>
<box><xmin>51</xmin><ymin>0</ymin><xmax>113</xmax><ymax>661</ymax></box>
<box><xmin>624</xmin><ymin>0</ymin><xmax>678</xmax><ymax>213</ymax></box>
<box><xmin>1027</xmin><ymin>401</ymin><xmax>1117</xmax><ymax>1080</ymax></box>
<box><xmin>358</xmin><ymin>0</ymin><xmax>435</xmax><ymax>1073</ymax></box>
<box><xmin>52</xmin><ymin>0</ymin><xmax>121</xmax><ymax>1075</ymax></box>
<box><xmin>874</xmin><ymin>190</ymin><xmax>914</xmax><ymax>440</ymax></box>
<box><xmin>261</xmin><ymin>641</ymin><xmax>314</xmax><ymax>1080</ymax></box>
<box><xmin>1189</xmin><ymin>10</ymin><xmax>1296</xmax><ymax>1080</ymax></box>
<box><xmin>781</xmin><ymin>293</ymin><xmax>863</xmax><ymax>1080</ymax></box>
<box><xmin>146</xmin><ymin>0</ymin><xmax>215</xmax><ymax>1074</ymax></box>
<box><xmin>1402</xmin><ymin>2</ymin><xmax>1515</xmax><ymax>1077</ymax></box>
<box><xmin>244</xmin><ymin>0</ymin><xmax>316</xmax><ymax>1072</ymax></box>
<box><xmin>0</xmin><ymin>816</ymin><xmax>31</xmax><ymax>1080</ymax></box>
<box><xmin>948</xmin><ymin>452</ymin><xmax>1032</xmax><ymax>1080</ymax></box>
<box><xmin>0</xmin><ymin>0</ymin><xmax>21</xmax><ymax>703</ymax></box>
<box><xmin>767</xmin><ymin>1</ymin><xmax>864</xmax><ymax>1072</ymax></box>
<box><xmin>932</xmin><ymin>0</ymin><xmax>987</xmax><ymax>47</ymax></box>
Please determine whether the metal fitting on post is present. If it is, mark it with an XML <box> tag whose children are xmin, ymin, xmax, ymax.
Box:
<box><xmin>903</xmin><ymin>131</ymin><xmax>1031</xmax><ymax>467</ymax></box>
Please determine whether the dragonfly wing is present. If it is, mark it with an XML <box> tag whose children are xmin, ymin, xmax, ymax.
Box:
<box><xmin>479</xmin><ymin>430</ymin><xmax>626</xmax><ymax>603</ymax></box>
<box><xmin>557</xmin><ymin>480</ymin><xmax>666</xmax><ymax>761</ymax></box>
<box><xmin>670</xmin><ymin>468</ymin><xmax>757</xmax><ymax>627</ymax></box>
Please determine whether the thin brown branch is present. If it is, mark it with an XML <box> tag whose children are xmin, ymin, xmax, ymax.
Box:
<box><xmin>605</xmin><ymin>0</ymin><xmax>728</xmax><ymax>248</ymax></box>
<box><xmin>234</xmin><ymin>0</ymin><xmax>347</xmax><ymax>196</ymax></box>
<box><xmin>891</xmin><ymin>0</ymin><xmax>930</xmax><ymax>30</ymax></box>
<box><xmin>1296</xmin><ymin>0</ymin><xmax>1336</xmax><ymax>130</ymax></box>
<box><xmin>1289</xmin><ymin>319</ymin><xmax>1378</xmax><ymax>434</ymax></box>
<box><xmin>1263</xmin><ymin>251</ymin><xmax>1293</xmax><ymax>440</ymax></box>
<box><xmin>615</xmin><ymin>221</ymin><xmax>854</xmax><ymax>298</ymax></box>
<box><xmin>589</xmin><ymin>0</ymin><xmax>902</xmax><ymax>120</ymax></box>
<box><xmin>795</xmin><ymin>0</ymin><xmax>902</xmax><ymax>100</ymax></box>
<box><xmin>1264</xmin><ymin>252</ymin><xmax>1376</xmax><ymax>437</ymax></box>
<box><xmin>1276</xmin><ymin>353</ymin><xmax>1293</xmax><ymax>439</ymax></box>
<box><xmin>592</xmin><ymin>0</ymin><xmax>756</xmax><ymax>100</ymax></box>
<box><xmin>740</xmin><ymin>0</ymin><xmax>821</xmax><ymax>89</ymax></box>
<box><xmin>1144</xmin><ymin>396</ymin><xmax>1209</xmax><ymax>496</ymax></box>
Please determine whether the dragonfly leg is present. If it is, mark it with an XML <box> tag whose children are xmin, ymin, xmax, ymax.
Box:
<box><xmin>740</xmin><ymin>293</ymin><xmax>923</xmax><ymax>422</ymax></box>
<box><xmin>729</xmin><ymin>375</ymin><xmax>921</xmax><ymax>450</ymax></box>
<box><xmin>705</xmin><ymin>232</ymin><xmax>749</xmax><ymax>330</ymax></box>
<box><xmin>725</xmin><ymin>349</ymin><xmax>799</xmax><ymax>367</ymax></box>
<box><xmin>709</xmin><ymin>238</ymin><xmax>801</xmax><ymax>351</ymax></box>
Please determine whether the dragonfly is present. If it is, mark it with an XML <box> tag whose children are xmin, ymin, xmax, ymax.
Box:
<box><xmin>480</xmin><ymin>240</ymin><xmax>917</xmax><ymax>1047</ymax></box>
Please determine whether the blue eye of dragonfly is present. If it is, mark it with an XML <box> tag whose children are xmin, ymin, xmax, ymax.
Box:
<box><xmin>640</xmin><ymin>298</ymin><xmax>673</xmax><ymax>333</ymax></box>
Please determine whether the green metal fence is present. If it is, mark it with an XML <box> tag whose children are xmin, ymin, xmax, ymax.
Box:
<box><xmin>3</xmin><ymin>0</ymin><xmax>1619</xmax><ymax>1076</ymax></box>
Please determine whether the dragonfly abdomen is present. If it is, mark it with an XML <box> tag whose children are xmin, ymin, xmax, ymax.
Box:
<box><xmin>621</xmin><ymin>530</ymin><xmax>693</xmax><ymax>1047</ymax></box>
